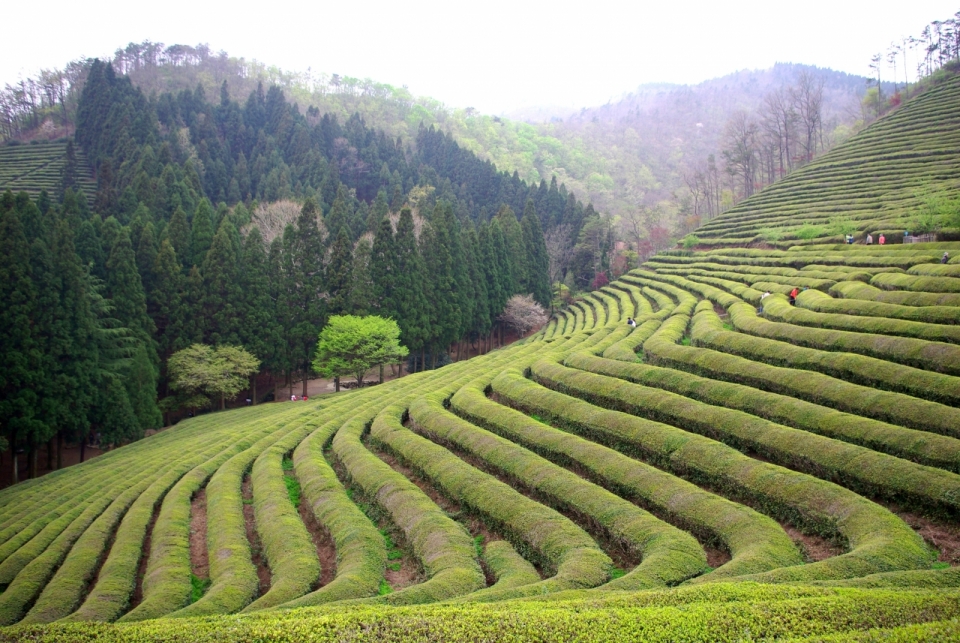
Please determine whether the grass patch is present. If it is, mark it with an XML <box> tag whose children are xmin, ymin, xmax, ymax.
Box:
<box><xmin>189</xmin><ymin>573</ymin><xmax>211</xmax><ymax>604</ymax></box>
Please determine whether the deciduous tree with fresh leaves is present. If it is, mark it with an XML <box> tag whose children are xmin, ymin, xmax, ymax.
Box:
<box><xmin>313</xmin><ymin>315</ymin><xmax>408</xmax><ymax>389</ymax></box>
<box><xmin>167</xmin><ymin>344</ymin><xmax>260</xmax><ymax>410</ymax></box>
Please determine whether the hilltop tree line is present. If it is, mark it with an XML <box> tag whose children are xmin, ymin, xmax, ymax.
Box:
<box><xmin>0</xmin><ymin>60</ymin><xmax>573</xmax><ymax>483</ymax></box>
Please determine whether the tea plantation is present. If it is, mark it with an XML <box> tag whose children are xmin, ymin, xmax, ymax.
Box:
<box><xmin>3</xmin><ymin>76</ymin><xmax>960</xmax><ymax>643</ymax></box>
<box><xmin>0</xmin><ymin>141</ymin><xmax>96</xmax><ymax>201</ymax></box>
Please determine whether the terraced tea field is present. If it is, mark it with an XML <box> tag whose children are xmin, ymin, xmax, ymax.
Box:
<box><xmin>695</xmin><ymin>72</ymin><xmax>960</xmax><ymax>247</ymax></box>
<box><xmin>3</xmin><ymin>240</ymin><xmax>960</xmax><ymax>641</ymax></box>
<box><xmin>0</xmin><ymin>141</ymin><xmax>96</xmax><ymax>201</ymax></box>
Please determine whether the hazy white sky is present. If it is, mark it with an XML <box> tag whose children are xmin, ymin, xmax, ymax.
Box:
<box><xmin>3</xmin><ymin>1</ymin><xmax>957</xmax><ymax>114</ymax></box>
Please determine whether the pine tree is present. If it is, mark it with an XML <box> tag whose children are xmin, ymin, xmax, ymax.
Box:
<box><xmin>462</xmin><ymin>224</ymin><xmax>490</xmax><ymax>350</ymax></box>
<box><xmin>283</xmin><ymin>199</ymin><xmax>326</xmax><ymax>395</ymax></box>
<box><xmin>326</xmin><ymin>185</ymin><xmax>350</xmax><ymax>242</ymax></box>
<box><xmin>76</xmin><ymin>219</ymin><xmax>105</xmax><ymax>280</ymax></box>
<box><xmin>326</xmin><ymin>226</ymin><xmax>353</xmax><ymax>316</ymax></box>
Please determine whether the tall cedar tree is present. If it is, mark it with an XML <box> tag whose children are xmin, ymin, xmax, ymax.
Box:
<box><xmin>150</xmin><ymin>239</ymin><xmax>184</xmax><ymax>359</ymax></box>
<box><xmin>348</xmin><ymin>237</ymin><xmax>375</xmax><ymax>316</ymax></box>
<box><xmin>422</xmin><ymin>203</ymin><xmax>460</xmax><ymax>363</ymax></box>
<box><xmin>462</xmin><ymin>225</ymin><xmax>491</xmax><ymax>342</ymax></box>
<box><xmin>326</xmin><ymin>226</ymin><xmax>353</xmax><ymax>316</ymax></box>
<box><xmin>200</xmin><ymin>219</ymin><xmax>243</xmax><ymax>345</ymax></box>
<box><xmin>488</xmin><ymin>218</ymin><xmax>512</xmax><ymax>321</ymax></box>
<box><xmin>370</xmin><ymin>216</ymin><xmax>396</xmax><ymax>318</ymax></box>
<box><xmin>0</xmin><ymin>202</ymin><xmax>43</xmax><ymax>483</ymax></box>
<box><xmin>478</xmin><ymin>222</ymin><xmax>503</xmax><ymax>344</ymax></box>
<box><xmin>136</xmin><ymin>222</ymin><xmax>158</xmax><ymax>295</ymax></box>
<box><xmin>105</xmin><ymin>228</ymin><xmax>162</xmax><ymax>432</ymax></box>
<box><xmin>392</xmin><ymin>208</ymin><xmax>429</xmax><ymax>356</ymax></box>
<box><xmin>238</xmin><ymin>227</ymin><xmax>277</xmax><ymax>403</ymax></box>
<box><xmin>285</xmin><ymin>199</ymin><xmax>326</xmax><ymax>394</ymax></box>
<box><xmin>166</xmin><ymin>206</ymin><xmax>190</xmax><ymax>267</ymax></box>
<box><xmin>521</xmin><ymin>199</ymin><xmax>552</xmax><ymax>307</ymax></box>
<box><xmin>496</xmin><ymin>205</ymin><xmax>525</xmax><ymax>297</ymax></box>
<box><xmin>189</xmin><ymin>199</ymin><xmax>215</xmax><ymax>268</ymax></box>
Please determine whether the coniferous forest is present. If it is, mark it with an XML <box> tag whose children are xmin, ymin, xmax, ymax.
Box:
<box><xmin>0</xmin><ymin>58</ymin><xmax>579</xmax><ymax>480</ymax></box>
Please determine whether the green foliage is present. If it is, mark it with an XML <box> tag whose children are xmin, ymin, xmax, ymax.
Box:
<box><xmin>313</xmin><ymin>315</ymin><xmax>408</xmax><ymax>386</ymax></box>
<box><xmin>167</xmin><ymin>344</ymin><xmax>260</xmax><ymax>410</ymax></box>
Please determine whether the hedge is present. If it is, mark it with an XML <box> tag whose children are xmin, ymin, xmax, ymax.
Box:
<box><xmin>334</xmin><ymin>405</ymin><xmax>485</xmax><ymax>606</ymax></box>
<box><xmin>529</xmin><ymin>359</ymin><xmax>935</xmax><ymax>583</ymax></box>
<box><xmin>763</xmin><ymin>293</ymin><xmax>960</xmax><ymax>345</ymax></box>
<box><xmin>478</xmin><ymin>371</ymin><xmax>803</xmax><ymax>580</ymax></box>
<box><xmin>646</xmin><ymin>302</ymin><xmax>960</xmax><ymax>439</ymax></box>
<box><xmin>574</xmin><ymin>346</ymin><xmax>960</xmax><ymax>473</ymax></box>
<box><xmin>563</xmin><ymin>349</ymin><xmax>960</xmax><ymax>511</ymax></box>
<box><xmin>831</xmin><ymin>280</ymin><xmax>960</xmax><ymax>307</ymax></box>
<box><xmin>872</xmin><ymin>271</ymin><xmax>960</xmax><ymax>293</ymax></box>
<box><xmin>799</xmin><ymin>288</ymin><xmax>960</xmax><ymax>325</ymax></box>
<box><xmin>3</xmin><ymin>587</ymin><xmax>960</xmax><ymax>642</ymax></box>
<box><xmin>378</xmin><ymin>400</ymin><xmax>610</xmax><ymax>599</ymax></box>
<box><xmin>276</xmin><ymin>413</ymin><xmax>385</xmax><ymax>609</ymax></box>
<box><xmin>695</xmin><ymin>301</ymin><xmax>960</xmax><ymax>406</ymax></box>
<box><xmin>408</xmin><ymin>395</ymin><xmax>707</xmax><ymax>591</ymax></box>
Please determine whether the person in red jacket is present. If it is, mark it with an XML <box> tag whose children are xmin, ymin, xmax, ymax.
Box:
<box><xmin>878</xmin><ymin>234</ymin><xmax>886</xmax><ymax>245</ymax></box>
<box><xmin>789</xmin><ymin>287</ymin><xmax>799</xmax><ymax>306</ymax></box>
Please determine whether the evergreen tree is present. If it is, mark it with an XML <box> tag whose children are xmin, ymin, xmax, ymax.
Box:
<box><xmin>189</xmin><ymin>198</ymin><xmax>215</xmax><ymax>268</ymax></box>
<box><xmin>166</xmin><ymin>206</ymin><xmax>190</xmax><ymax>266</ymax></box>
<box><xmin>0</xmin><ymin>206</ymin><xmax>43</xmax><ymax>483</ymax></box>
<box><xmin>326</xmin><ymin>226</ymin><xmax>353</xmax><ymax>316</ymax></box>
<box><xmin>76</xmin><ymin>219</ymin><xmax>105</xmax><ymax>279</ymax></box>
<box><xmin>105</xmin><ymin>228</ymin><xmax>161</xmax><ymax>432</ymax></box>
<box><xmin>392</xmin><ymin>208</ymin><xmax>429</xmax><ymax>360</ymax></box>
<box><xmin>421</xmin><ymin>203</ymin><xmax>460</xmax><ymax>365</ymax></box>
<box><xmin>136</xmin><ymin>222</ymin><xmax>158</xmax><ymax>295</ymax></box>
<box><xmin>150</xmin><ymin>239</ymin><xmax>184</xmax><ymax>359</ymax></box>
<box><xmin>496</xmin><ymin>205</ymin><xmax>524</xmax><ymax>297</ymax></box>
<box><xmin>238</xmin><ymin>227</ymin><xmax>277</xmax><ymax>403</ymax></box>
<box><xmin>370</xmin><ymin>216</ymin><xmax>396</xmax><ymax>318</ymax></box>
<box><xmin>368</xmin><ymin>189</ymin><xmax>389</xmax><ymax>233</ymax></box>
<box><xmin>200</xmin><ymin>219</ymin><xmax>242</xmax><ymax>345</ymax></box>
<box><xmin>326</xmin><ymin>184</ymin><xmax>350</xmax><ymax>242</ymax></box>
<box><xmin>488</xmin><ymin>218</ymin><xmax>511</xmax><ymax>316</ymax></box>
<box><xmin>520</xmin><ymin>200</ymin><xmax>552</xmax><ymax>307</ymax></box>
<box><xmin>478</xmin><ymin>222</ymin><xmax>502</xmax><ymax>342</ymax></box>
<box><xmin>462</xmin><ymin>224</ymin><xmax>491</xmax><ymax>345</ymax></box>
<box><xmin>348</xmin><ymin>237</ymin><xmax>375</xmax><ymax>316</ymax></box>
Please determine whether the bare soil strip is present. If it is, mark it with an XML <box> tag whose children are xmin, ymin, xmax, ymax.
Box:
<box><xmin>241</xmin><ymin>474</ymin><xmax>271</xmax><ymax>595</ymax></box>
<box><xmin>129</xmin><ymin>502</ymin><xmax>160</xmax><ymax>610</ymax></box>
<box><xmin>189</xmin><ymin>489</ymin><xmax>209</xmax><ymax>582</ymax></box>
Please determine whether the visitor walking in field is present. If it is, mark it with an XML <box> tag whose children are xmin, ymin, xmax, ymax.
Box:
<box><xmin>789</xmin><ymin>287</ymin><xmax>799</xmax><ymax>306</ymax></box>
<box><xmin>866</xmin><ymin>233</ymin><xmax>873</xmax><ymax>245</ymax></box>
<box><xmin>879</xmin><ymin>234</ymin><xmax>886</xmax><ymax>245</ymax></box>
<box><xmin>943</xmin><ymin>251</ymin><xmax>950</xmax><ymax>264</ymax></box>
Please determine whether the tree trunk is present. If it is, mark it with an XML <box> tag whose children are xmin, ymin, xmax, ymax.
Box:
<box><xmin>10</xmin><ymin>429</ymin><xmax>17</xmax><ymax>486</ymax></box>
<box><xmin>80</xmin><ymin>431</ymin><xmax>87</xmax><ymax>463</ymax></box>
<box><xmin>379</xmin><ymin>363</ymin><xmax>384</xmax><ymax>384</ymax></box>
<box><xmin>398</xmin><ymin>360</ymin><xmax>404</xmax><ymax>377</ymax></box>
<box><xmin>302</xmin><ymin>374</ymin><xmax>308</xmax><ymax>398</ymax></box>
<box><xmin>420</xmin><ymin>347</ymin><xmax>425</xmax><ymax>373</ymax></box>
<box><xmin>220</xmin><ymin>394</ymin><xmax>225</xmax><ymax>411</ymax></box>
<box><xmin>47</xmin><ymin>438</ymin><xmax>54</xmax><ymax>471</ymax></box>
<box><xmin>56</xmin><ymin>432</ymin><xmax>63</xmax><ymax>470</ymax></box>
<box><xmin>431</xmin><ymin>349</ymin><xmax>437</xmax><ymax>370</ymax></box>
<box><xmin>334</xmin><ymin>376</ymin><xmax>340</xmax><ymax>393</ymax></box>
<box><xmin>251</xmin><ymin>373</ymin><xmax>258</xmax><ymax>406</ymax></box>
<box><xmin>28</xmin><ymin>445</ymin><xmax>37</xmax><ymax>479</ymax></box>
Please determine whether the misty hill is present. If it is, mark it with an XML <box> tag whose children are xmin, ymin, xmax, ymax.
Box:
<box><xmin>1</xmin><ymin>46</ymin><xmax>876</xmax><ymax>229</ymax></box>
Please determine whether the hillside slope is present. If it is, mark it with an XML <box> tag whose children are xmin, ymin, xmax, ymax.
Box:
<box><xmin>0</xmin><ymin>140</ymin><xmax>95</xmax><ymax>201</ymax></box>
<box><xmin>4</xmin><ymin>49</ymin><xmax>960</xmax><ymax>643</ymax></box>
<box><xmin>694</xmin><ymin>70</ymin><xmax>960</xmax><ymax>246</ymax></box>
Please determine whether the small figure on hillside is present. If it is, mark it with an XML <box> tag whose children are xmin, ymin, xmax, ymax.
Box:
<box><xmin>878</xmin><ymin>234</ymin><xmax>886</xmax><ymax>245</ymax></box>
<box><xmin>943</xmin><ymin>252</ymin><xmax>950</xmax><ymax>264</ymax></box>
<box><xmin>627</xmin><ymin>317</ymin><xmax>637</xmax><ymax>327</ymax></box>
<box><xmin>845</xmin><ymin>234</ymin><xmax>854</xmax><ymax>244</ymax></box>
<box><xmin>789</xmin><ymin>287</ymin><xmax>799</xmax><ymax>306</ymax></box>
<box><xmin>866</xmin><ymin>233</ymin><xmax>874</xmax><ymax>245</ymax></box>
<box><xmin>758</xmin><ymin>291</ymin><xmax>771</xmax><ymax>315</ymax></box>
